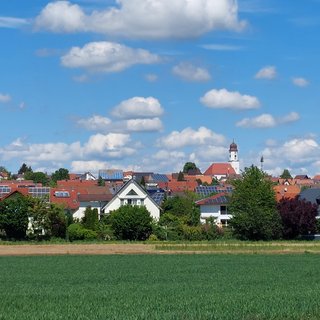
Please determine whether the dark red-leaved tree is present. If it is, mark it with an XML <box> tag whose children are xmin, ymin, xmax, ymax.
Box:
<box><xmin>277</xmin><ymin>196</ymin><xmax>318</xmax><ymax>239</ymax></box>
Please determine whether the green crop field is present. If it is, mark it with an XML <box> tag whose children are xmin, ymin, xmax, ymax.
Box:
<box><xmin>1</xmin><ymin>254</ymin><xmax>320</xmax><ymax>320</ymax></box>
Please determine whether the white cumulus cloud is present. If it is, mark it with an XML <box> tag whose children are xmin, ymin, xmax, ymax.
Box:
<box><xmin>292</xmin><ymin>77</ymin><xmax>309</xmax><ymax>87</ymax></box>
<box><xmin>200</xmin><ymin>88</ymin><xmax>260</xmax><ymax>110</ymax></box>
<box><xmin>236</xmin><ymin>112</ymin><xmax>300</xmax><ymax>128</ymax></box>
<box><xmin>157</xmin><ymin>126</ymin><xmax>226</xmax><ymax>149</ymax></box>
<box><xmin>71</xmin><ymin>160</ymin><xmax>112</xmax><ymax>173</ymax></box>
<box><xmin>255</xmin><ymin>65</ymin><xmax>277</xmax><ymax>79</ymax></box>
<box><xmin>112</xmin><ymin>97</ymin><xmax>164</xmax><ymax>119</ymax></box>
<box><xmin>84</xmin><ymin>133</ymin><xmax>131</xmax><ymax>154</ymax></box>
<box><xmin>77</xmin><ymin>115</ymin><xmax>111</xmax><ymax>131</ymax></box>
<box><xmin>34</xmin><ymin>1</ymin><xmax>86</xmax><ymax>32</ymax></box>
<box><xmin>172</xmin><ymin>62</ymin><xmax>211</xmax><ymax>82</ymax></box>
<box><xmin>61</xmin><ymin>41</ymin><xmax>161</xmax><ymax>73</ymax></box>
<box><xmin>35</xmin><ymin>0</ymin><xmax>246</xmax><ymax>39</ymax></box>
<box><xmin>262</xmin><ymin>138</ymin><xmax>320</xmax><ymax>166</ymax></box>
<box><xmin>125</xmin><ymin>118</ymin><xmax>163</xmax><ymax>132</ymax></box>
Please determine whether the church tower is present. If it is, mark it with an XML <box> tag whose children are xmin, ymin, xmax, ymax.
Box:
<box><xmin>229</xmin><ymin>141</ymin><xmax>240</xmax><ymax>174</ymax></box>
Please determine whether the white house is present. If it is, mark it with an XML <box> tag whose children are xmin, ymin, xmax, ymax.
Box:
<box><xmin>101</xmin><ymin>179</ymin><xmax>160</xmax><ymax>221</ymax></box>
<box><xmin>73</xmin><ymin>194</ymin><xmax>113</xmax><ymax>221</ymax></box>
<box><xmin>196</xmin><ymin>193</ymin><xmax>232</xmax><ymax>226</ymax></box>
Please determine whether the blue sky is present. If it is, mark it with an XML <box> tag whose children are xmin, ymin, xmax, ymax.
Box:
<box><xmin>0</xmin><ymin>0</ymin><xmax>320</xmax><ymax>177</ymax></box>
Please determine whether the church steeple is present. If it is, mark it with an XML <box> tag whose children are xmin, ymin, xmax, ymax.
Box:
<box><xmin>229</xmin><ymin>140</ymin><xmax>240</xmax><ymax>174</ymax></box>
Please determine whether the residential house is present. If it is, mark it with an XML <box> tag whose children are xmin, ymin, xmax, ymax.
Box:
<box><xmin>0</xmin><ymin>171</ymin><xmax>9</xmax><ymax>181</ymax></box>
<box><xmin>274</xmin><ymin>185</ymin><xmax>301</xmax><ymax>202</ymax></box>
<box><xmin>102</xmin><ymin>179</ymin><xmax>161</xmax><ymax>221</ymax></box>
<box><xmin>299</xmin><ymin>187</ymin><xmax>320</xmax><ymax>217</ymax></box>
<box><xmin>73</xmin><ymin>193</ymin><xmax>113</xmax><ymax>221</ymax></box>
<box><xmin>195</xmin><ymin>193</ymin><xmax>231</xmax><ymax>226</ymax></box>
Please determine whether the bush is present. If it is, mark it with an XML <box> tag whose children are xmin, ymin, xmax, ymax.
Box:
<box><xmin>109</xmin><ymin>205</ymin><xmax>153</xmax><ymax>241</ymax></box>
<box><xmin>201</xmin><ymin>221</ymin><xmax>224</xmax><ymax>240</ymax></box>
<box><xmin>67</xmin><ymin>223</ymin><xmax>97</xmax><ymax>241</ymax></box>
<box><xmin>181</xmin><ymin>225</ymin><xmax>204</xmax><ymax>241</ymax></box>
<box><xmin>148</xmin><ymin>234</ymin><xmax>159</xmax><ymax>241</ymax></box>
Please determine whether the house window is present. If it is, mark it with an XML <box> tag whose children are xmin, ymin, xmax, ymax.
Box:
<box><xmin>221</xmin><ymin>206</ymin><xmax>227</xmax><ymax>215</ymax></box>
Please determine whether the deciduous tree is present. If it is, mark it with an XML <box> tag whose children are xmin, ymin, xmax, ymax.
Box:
<box><xmin>229</xmin><ymin>165</ymin><xmax>282</xmax><ymax>240</ymax></box>
<box><xmin>277</xmin><ymin>197</ymin><xmax>317</xmax><ymax>239</ymax></box>
<box><xmin>183</xmin><ymin>162</ymin><xmax>198</xmax><ymax>174</ymax></box>
<box><xmin>51</xmin><ymin>168</ymin><xmax>70</xmax><ymax>183</ymax></box>
<box><xmin>109</xmin><ymin>205</ymin><xmax>153</xmax><ymax>241</ymax></box>
<box><xmin>0</xmin><ymin>194</ymin><xmax>31</xmax><ymax>240</ymax></box>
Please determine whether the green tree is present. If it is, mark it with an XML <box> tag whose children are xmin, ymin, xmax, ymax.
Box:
<box><xmin>81</xmin><ymin>207</ymin><xmax>99</xmax><ymax>231</ymax></box>
<box><xmin>18</xmin><ymin>163</ymin><xmax>32</xmax><ymax>175</ymax></box>
<box><xmin>27</xmin><ymin>199</ymin><xmax>67</xmax><ymax>239</ymax></box>
<box><xmin>51</xmin><ymin>168</ymin><xmax>70</xmax><ymax>183</ymax></box>
<box><xmin>0</xmin><ymin>194</ymin><xmax>31</xmax><ymax>240</ymax></box>
<box><xmin>109</xmin><ymin>205</ymin><xmax>153</xmax><ymax>240</ymax></box>
<box><xmin>24</xmin><ymin>171</ymin><xmax>49</xmax><ymax>185</ymax></box>
<box><xmin>162</xmin><ymin>192</ymin><xmax>200</xmax><ymax>226</ymax></box>
<box><xmin>47</xmin><ymin>204</ymin><xmax>67</xmax><ymax>238</ymax></box>
<box><xmin>183</xmin><ymin>162</ymin><xmax>198</xmax><ymax>174</ymax></box>
<box><xmin>280</xmin><ymin>169</ymin><xmax>292</xmax><ymax>179</ymax></box>
<box><xmin>229</xmin><ymin>165</ymin><xmax>282</xmax><ymax>240</ymax></box>
<box><xmin>98</xmin><ymin>176</ymin><xmax>105</xmax><ymax>186</ymax></box>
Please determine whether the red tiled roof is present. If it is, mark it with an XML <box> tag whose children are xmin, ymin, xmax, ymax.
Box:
<box><xmin>56</xmin><ymin>180</ymin><xmax>98</xmax><ymax>188</ymax></box>
<box><xmin>183</xmin><ymin>175</ymin><xmax>213</xmax><ymax>184</ymax></box>
<box><xmin>78</xmin><ymin>194</ymin><xmax>113</xmax><ymax>202</ymax></box>
<box><xmin>0</xmin><ymin>189</ymin><xmax>30</xmax><ymax>201</ymax></box>
<box><xmin>158</xmin><ymin>180</ymin><xmax>198</xmax><ymax>193</ymax></box>
<box><xmin>204</xmin><ymin>163</ymin><xmax>236</xmax><ymax>176</ymax></box>
<box><xmin>273</xmin><ymin>185</ymin><xmax>301</xmax><ymax>202</ymax></box>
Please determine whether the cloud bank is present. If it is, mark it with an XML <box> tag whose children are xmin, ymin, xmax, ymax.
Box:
<box><xmin>35</xmin><ymin>0</ymin><xmax>246</xmax><ymax>39</ymax></box>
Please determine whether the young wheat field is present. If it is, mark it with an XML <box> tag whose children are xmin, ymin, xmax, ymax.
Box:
<box><xmin>1</xmin><ymin>254</ymin><xmax>320</xmax><ymax>319</ymax></box>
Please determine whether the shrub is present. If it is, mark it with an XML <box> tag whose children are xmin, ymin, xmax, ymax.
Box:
<box><xmin>201</xmin><ymin>221</ymin><xmax>224</xmax><ymax>240</ymax></box>
<box><xmin>67</xmin><ymin>223</ymin><xmax>97</xmax><ymax>241</ymax></box>
<box><xmin>148</xmin><ymin>234</ymin><xmax>159</xmax><ymax>241</ymax></box>
<box><xmin>109</xmin><ymin>205</ymin><xmax>153</xmax><ymax>241</ymax></box>
<box><xmin>181</xmin><ymin>225</ymin><xmax>204</xmax><ymax>241</ymax></box>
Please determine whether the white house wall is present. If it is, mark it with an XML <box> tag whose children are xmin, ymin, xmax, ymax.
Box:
<box><xmin>103</xmin><ymin>181</ymin><xmax>160</xmax><ymax>221</ymax></box>
<box><xmin>200</xmin><ymin>204</ymin><xmax>232</xmax><ymax>224</ymax></box>
<box><xmin>73</xmin><ymin>201</ymin><xmax>103</xmax><ymax>221</ymax></box>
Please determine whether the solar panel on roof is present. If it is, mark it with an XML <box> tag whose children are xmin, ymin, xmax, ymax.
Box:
<box><xmin>151</xmin><ymin>192</ymin><xmax>165</xmax><ymax>205</ymax></box>
<box><xmin>99</xmin><ymin>170</ymin><xmax>123</xmax><ymax>180</ymax></box>
<box><xmin>150</xmin><ymin>174</ymin><xmax>169</xmax><ymax>183</ymax></box>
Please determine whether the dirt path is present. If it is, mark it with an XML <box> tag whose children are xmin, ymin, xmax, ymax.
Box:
<box><xmin>0</xmin><ymin>244</ymin><xmax>159</xmax><ymax>256</ymax></box>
